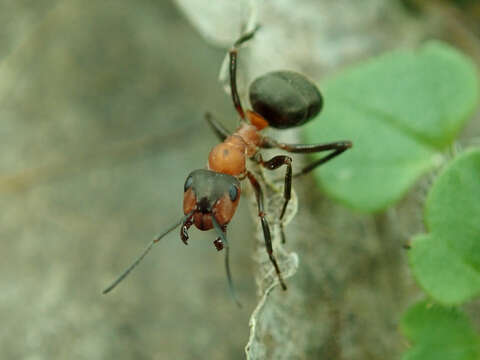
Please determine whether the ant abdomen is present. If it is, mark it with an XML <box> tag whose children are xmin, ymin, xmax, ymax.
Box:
<box><xmin>249</xmin><ymin>70</ymin><xmax>323</xmax><ymax>129</ymax></box>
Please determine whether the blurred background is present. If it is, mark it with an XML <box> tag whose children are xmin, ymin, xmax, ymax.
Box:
<box><xmin>0</xmin><ymin>1</ymin><xmax>479</xmax><ymax>359</ymax></box>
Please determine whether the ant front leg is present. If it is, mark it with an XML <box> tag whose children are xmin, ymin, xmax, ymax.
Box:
<box><xmin>261</xmin><ymin>138</ymin><xmax>352</xmax><ymax>177</ymax></box>
<box><xmin>254</xmin><ymin>153</ymin><xmax>293</xmax><ymax>244</ymax></box>
<box><xmin>246</xmin><ymin>171</ymin><xmax>287</xmax><ymax>290</ymax></box>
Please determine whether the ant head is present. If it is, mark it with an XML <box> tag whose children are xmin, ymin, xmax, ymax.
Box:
<box><xmin>183</xmin><ymin>169</ymin><xmax>241</xmax><ymax>231</ymax></box>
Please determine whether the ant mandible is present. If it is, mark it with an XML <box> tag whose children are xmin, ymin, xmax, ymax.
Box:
<box><xmin>103</xmin><ymin>27</ymin><xmax>352</xmax><ymax>304</ymax></box>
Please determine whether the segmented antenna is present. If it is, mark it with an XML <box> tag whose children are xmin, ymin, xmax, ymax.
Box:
<box><xmin>102</xmin><ymin>212</ymin><xmax>193</xmax><ymax>294</ymax></box>
<box><xmin>212</xmin><ymin>216</ymin><xmax>242</xmax><ymax>307</ymax></box>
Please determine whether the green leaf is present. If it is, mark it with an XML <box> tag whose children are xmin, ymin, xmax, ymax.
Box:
<box><xmin>409</xmin><ymin>149</ymin><xmax>480</xmax><ymax>304</ymax></box>
<box><xmin>401</xmin><ymin>300</ymin><xmax>480</xmax><ymax>360</ymax></box>
<box><xmin>303</xmin><ymin>41</ymin><xmax>478</xmax><ymax>212</ymax></box>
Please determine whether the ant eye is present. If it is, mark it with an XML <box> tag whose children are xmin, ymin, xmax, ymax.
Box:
<box><xmin>184</xmin><ymin>175</ymin><xmax>193</xmax><ymax>192</ymax></box>
<box><xmin>229</xmin><ymin>185</ymin><xmax>238</xmax><ymax>202</ymax></box>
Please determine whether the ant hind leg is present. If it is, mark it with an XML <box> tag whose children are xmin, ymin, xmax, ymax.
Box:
<box><xmin>261</xmin><ymin>138</ymin><xmax>352</xmax><ymax>177</ymax></box>
<box><xmin>228</xmin><ymin>25</ymin><xmax>261</xmax><ymax>120</ymax></box>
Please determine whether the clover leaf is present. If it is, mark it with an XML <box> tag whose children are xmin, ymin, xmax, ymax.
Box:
<box><xmin>408</xmin><ymin>149</ymin><xmax>480</xmax><ymax>304</ymax></box>
<box><xmin>303</xmin><ymin>41</ymin><xmax>478</xmax><ymax>212</ymax></box>
<box><xmin>401</xmin><ymin>300</ymin><xmax>480</xmax><ymax>360</ymax></box>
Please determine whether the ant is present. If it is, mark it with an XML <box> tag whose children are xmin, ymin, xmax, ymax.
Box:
<box><xmin>103</xmin><ymin>27</ymin><xmax>352</xmax><ymax>304</ymax></box>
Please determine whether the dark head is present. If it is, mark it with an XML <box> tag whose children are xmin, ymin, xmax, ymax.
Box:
<box><xmin>249</xmin><ymin>70</ymin><xmax>323</xmax><ymax>129</ymax></box>
<box><xmin>183</xmin><ymin>169</ymin><xmax>241</xmax><ymax>231</ymax></box>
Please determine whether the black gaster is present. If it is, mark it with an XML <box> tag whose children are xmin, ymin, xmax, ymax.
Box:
<box><xmin>249</xmin><ymin>70</ymin><xmax>323</xmax><ymax>129</ymax></box>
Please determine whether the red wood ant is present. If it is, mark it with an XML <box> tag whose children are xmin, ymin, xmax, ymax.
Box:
<box><xmin>103</xmin><ymin>27</ymin><xmax>352</xmax><ymax>304</ymax></box>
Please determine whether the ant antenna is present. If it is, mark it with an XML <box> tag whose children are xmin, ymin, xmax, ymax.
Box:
<box><xmin>212</xmin><ymin>216</ymin><xmax>242</xmax><ymax>307</ymax></box>
<box><xmin>102</xmin><ymin>212</ymin><xmax>194</xmax><ymax>294</ymax></box>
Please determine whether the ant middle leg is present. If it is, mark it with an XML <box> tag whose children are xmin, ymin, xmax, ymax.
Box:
<box><xmin>205</xmin><ymin>112</ymin><xmax>231</xmax><ymax>142</ymax></box>
<box><xmin>246</xmin><ymin>170</ymin><xmax>287</xmax><ymax>290</ymax></box>
<box><xmin>254</xmin><ymin>154</ymin><xmax>293</xmax><ymax>244</ymax></box>
<box><xmin>254</xmin><ymin>154</ymin><xmax>293</xmax><ymax>220</ymax></box>
<box><xmin>261</xmin><ymin>138</ymin><xmax>352</xmax><ymax>177</ymax></box>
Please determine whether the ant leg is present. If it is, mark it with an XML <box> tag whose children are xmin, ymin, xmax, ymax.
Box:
<box><xmin>246</xmin><ymin>171</ymin><xmax>287</xmax><ymax>290</ymax></box>
<box><xmin>229</xmin><ymin>25</ymin><xmax>260</xmax><ymax>120</ymax></box>
<box><xmin>180</xmin><ymin>215</ymin><xmax>194</xmax><ymax>245</ymax></box>
<box><xmin>261</xmin><ymin>138</ymin><xmax>352</xmax><ymax>177</ymax></box>
<box><xmin>255</xmin><ymin>154</ymin><xmax>292</xmax><ymax>244</ymax></box>
<box><xmin>233</xmin><ymin>24</ymin><xmax>261</xmax><ymax>47</ymax></box>
<box><xmin>205</xmin><ymin>112</ymin><xmax>230</xmax><ymax>142</ymax></box>
<box><xmin>255</xmin><ymin>154</ymin><xmax>292</xmax><ymax>221</ymax></box>
<box><xmin>228</xmin><ymin>49</ymin><xmax>245</xmax><ymax>119</ymax></box>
